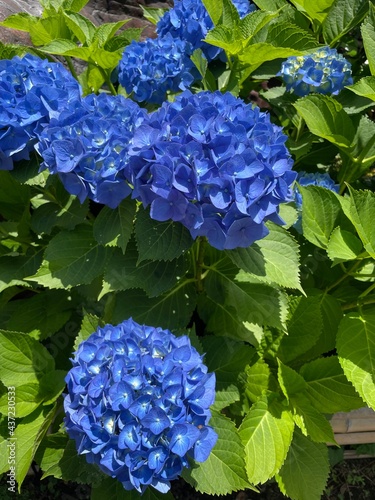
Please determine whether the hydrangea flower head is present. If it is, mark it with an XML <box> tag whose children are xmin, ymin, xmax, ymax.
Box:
<box><xmin>279</xmin><ymin>47</ymin><xmax>353</xmax><ymax>97</ymax></box>
<box><xmin>294</xmin><ymin>171</ymin><xmax>339</xmax><ymax>209</ymax></box>
<box><xmin>126</xmin><ymin>90</ymin><xmax>296</xmax><ymax>250</ymax></box>
<box><xmin>64</xmin><ymin>318</ymin><xmax>217</xmax><ymax>493</ymax></box>
<box><xmin>36</xmin><ymin>93</ymin><xmax>147</xmax><ymax>208</ymax></box>
<box><xmin>118</xmin><ymin>33</ymin><xmax>196</xmax><ymax>104</ymax></box>
<box><xmin>0</xmin><ymin>53</ymin><xmax>81</xmax><ymax>170</ymax></box>
<box><xmin>157</xmin><ymin>0</ymin><xmax>256</xmax><ymax>62</ymax></box>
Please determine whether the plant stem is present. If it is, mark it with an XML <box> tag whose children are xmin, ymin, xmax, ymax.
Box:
<box><xmin>342</xmin><ymin>296</ymin><xmax>375</xmax><ymax>311</ymax></box>
<box><xmin>98</xmin><ymin>67</ymin><xmax>117</xmax><ymax>95</ymax></box>
<box><xmin>325</xmin><ymin>261</ymin><xmax>362</xmax><ymax>293</ymax></box>
<box><xmin>64</xmin><ymin>56</ymin><xmax>79</xmax><ymax>81</ymax></box>
<box><xmin>195</xmin><ymin>236</ymin><xmax>207</xmax><ymax>293</ymax></box>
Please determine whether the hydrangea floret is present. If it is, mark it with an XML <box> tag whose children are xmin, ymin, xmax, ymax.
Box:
<box><xmin>126</xmin><ymin>90</ymin><xmax>296</xmax><ymax>250</ymax></box>
<box><xmin>279</xmin><ymin>47</ymin><xmax>353</xmax><ymax>97</ymax></box>
<box><xmin>118</xmin><ymin>33</ymin><xmax>196</xmax><ymax>104</ymax></box>
<box><xmin>156</xmin><ymin>0</ymin><xmax>256</xmax><ymax>62</ymax></box>
<box><xmin>0</xmin><ymin>54</ymin><xmax>82</xmax><ymax>170</ymax></box>
<box><xmin>64</xmin><ymin>318</ymin><xmax>218</xmax><ymax>494</ymax></box>
<box><xmin>36</xmin><ymin>93</ymin><xmax>147</xmax><ymax>208</ymax></box>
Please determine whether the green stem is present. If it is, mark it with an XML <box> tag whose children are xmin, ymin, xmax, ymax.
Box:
<box><xmin>98</xmin><ymin>67</ymin><xmax>117</xmax><ymax>95</ymax></box>
<box><xmin>342</xmin><ymin>296</ymin><xmax>375</xmax><ymax>311</ymax></box>
<box><xmin>295</xmin><ymin>117</ymin><xmax>305</xmax><ymax>142</ymax></box>
<box><xmin>195</xmin><ymin>236</ymin><xmax>207</xmax><ymax>293</ymax></box>
<box><xmin>359</xmin><ymin>281</ymin><xmax>375</xmax><ymax>299</ymax></box>
<box><xmin>64</xmin><ymin>56</ymin><xmax>79</xmax><ymax>81</ymax></box>
<box><xmin>325</xmin><ymin>261</ymin><xmax>362</xmax><ymax>293</ymax></box>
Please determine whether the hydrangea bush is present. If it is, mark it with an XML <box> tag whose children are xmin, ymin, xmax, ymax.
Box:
<box><xmin>0</xmin><ymin>1</ymin><xmax>375</xmax><ymax>499</ymax></box>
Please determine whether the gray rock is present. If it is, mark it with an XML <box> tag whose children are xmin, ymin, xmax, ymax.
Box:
<box><xmin>0</xmin><ymin>0</ymin><xmax>173</xmax><ymax>44</ymax></box>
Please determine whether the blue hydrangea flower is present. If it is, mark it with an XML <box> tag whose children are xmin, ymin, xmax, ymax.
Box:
<box><xmin>156</xmin><ymin>0</ymin><xmax>256</xmax><ymax>62</ymax></box>
<box><xmin>126</xmin><ymin>90</ymin><xmax>296</xmax><ymax>250</ymax></box>
<box><xmin>279</xmin><ymin>47</ymin><xmax>353</xmax><ymax>97</ymax></box>
<box><xmin>36</xmin><ymin>93</ymin><xmax>147</xmax><ymax>208</ymax></box>
<box><xmin>118</xmin><ymin>33</ymin><xmax>196</xmax><ymax>104</ymax></box>
<box><xmin>64</xmin><ymin>318</ymin><xmax>217</xmax><ymax>494</ymax></box>
<box><xmin>0</xmin><ymin>54</ymin><xmax>82</xmax><ymax>170</ymax></box>
<box><xmin>293</xmin><ymin>171</ymin><xmax>339</xmax><ymax>232</ymax></box>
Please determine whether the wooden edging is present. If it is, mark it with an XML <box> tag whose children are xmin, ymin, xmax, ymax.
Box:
<box><xmin>330</xmin><ymin>408</ymin><xmax>375</xmax><ymax>449</ymax></box>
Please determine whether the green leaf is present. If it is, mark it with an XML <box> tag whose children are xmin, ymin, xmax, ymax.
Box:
<box><xmin>183</xmin><ymin>411</ymin><xmax>252</xmax><ymax>495</ymax></box>
<box><xmin>294</xmin><ymin>292</ymin><xmax>342</xmax><ymax>362</ymax></box>
<box><xmin>290</xmin><ymin>395</ymin><xmax>336</xmax><ymax>443</ymax></box>
<box><xmin>27</xmin><ymin>225</ymin><xmax>108</xmax><ymax>288</ymax></box>
<box><xmin>0</xmin><ymin>290</ymin><xmax>73</xmax><ymax>339</ymax></box>
<box><xmin>36</xmin><ymin>38</ymin><xmax>79</xmax><ymax>55</ymax></box>
<box><xmin>202</xmin><ymin>0</ymin><xmax>223</xmax><ymax>25</ymax></box>
<box><xmin>63</xmin><ymin>0</ymin><xmax>90</xmax><ymax>11</ymax></box>
<box><xmin>278</xmin><ymin>296</ymin><xmax>323</xmax><ymax>364</ymax></box>
<box><xmin>36</xmin><ymin>435</ymin><xmax>100</xmax><ymax>485</ymax></box>
<box><xmin>253</xmin><ymin>0</ymin><xmax>288</xmax><ymax>9</ymax></box>
<box><xmin>29</xmin><ymin>16</ymin><xmax>71</xmax><ymax>46</ymax></box>
<box><xmin>204</xmin><ymin>25</ymin><xmax>243</xmax><ymax>54</ymax></box>
<box><xmin>0</xmin><ymin>383</ymin><xmax>43</xmax><ymax>418</ymax></box>
<box><xmin>339</xmin><ymin>187</ymin><xmax>375</xmax><ymax>259</ymax></box>
<box><xmin>347</xmin><ymin>76</ymin><xmax>375</xmax><ymax>101</ymax></box>
<box><xmin>93</xmin><ymin>198</ymin><xmax>136</xmax><ymax>252</ymax></box>
<box><xmin>227</xmin><ymin>223</ymin><xmax>301</xmax><ymax>290</ymax></box>
<box><xmin>361</xmin><ymin>4</ymin><xmax>375</xmax><ymax>76</ymax></box>
<box><xmin>288</xmin><ymin>0</ymin><xmax>335</xmax><ymax>23</ymax></box>
<box><xmin>63</xmin><ymin>12</ymin><xmax>96</xmax><ymax>44</ymax></box>
<box><xmin>337</xmin><ymin>312</ymin><xmax>375</xmax><ymax>410</ymax></box>
<box><xmin>111</xmin><ymin>283</ymin><xmax>197</xmax><ymax>330</ymax></box>
<box><xmin>300</xmin><ymin>356</ymin><xmax>364</xmax><ymax>413</ymax></box>
<box><xmin>0</xmin><ymin>250</ymin><xmax>43</xmax><ymax>293</ymax></box>
<box><xmin>322</xmin><ymin>0</ymin><xmax>368</xmax><ymax>45</ymax></box>
<box><xmin>200</xmin><ymin>336</ymin><xmax>255</xmax><ymax>391</ymax></box>
<box><xmin>14</xmin><ymin>404</ymin><xmax>56</xmax><ymax>488</ymax></box>
<box><xmin>293</xmin><ymin>94</ymin><xmax>355</xmax><ymax>149</ymax></box>
<box><xmin>198</xmin><ymin>295</ymin><xmax>259</xmax><ymax>344</ymax></box>
<box><xmin>238</xmin><ymin>43</ymin><xmax>306</xmax><ymax>75</ymax></box>
<box><xmin>239</xmin><ymin>395</ymin><xmax>294</xmax><ymax>484</ymax></box>
<box><xmin>276</xmin><ymin>429</ymin><xmax>330</xmax><ymax>500</ymax></box>
<box><xmin>134</xmin><ymin>208</ymin><xmax>193</xmax><ymax>263</ymax></box>
<box><xmin>92</xmin><ymin>20</ymin><xmax>130</xmax><ymax>47</ymax></box>
<box><xmin>244</xmin><ymin>358</ymin><xmax>271</xmax><ymax>403</ymax></box>
<box><xmin>30</xmin><ymin>188</ymin><xmax>89</xmax><ymax>235</ymax></box>
<box><xmin>0</xmin><ymin>13</ymin><xmax>38</xmax><ymax>32</ymax></box>
<box><xmin>104</xmin><ymin>29</ymin><xmax>143</xmax><ymax>52</ymax></box>
<box><xmin>74</xmin><ymin>312</ymin><xmax>101</xmax><ymax>351</ymax></box>
<box><xmin>212</xmin><ymin>385</ymin><xmax>241</xmax><ymax>411</ymax></box>
<box><xmin>190</xmin><ymin>49</ymin><xmax>217</xmax><ymax>92</ymax></box>
<box><xmin>240</xmin><ymin>10</ymin><xmax>279</xmax><ymax>40</ymax></box>
<box><xmin>264</xmin><ymin>21</ymin><xmax>318</xmax><ymax>50</ymax></box>
<box><xmin>327</xmin><ymin>227</ymin><xmax>363</xmax><ymax>263</ymax></box>
<box><xmin>225</xmin><ymin>275</ymin><xmax>288</xmax><ymax>331</ymax></box>
<box><xmin>300</xmin><ymin>185</ymin><xmax>342</xmax><ymax>249</ymax></box>
<box><xmin>277</xmin><ymin>359</ymin><xmax>307</xmax><ymax>400</ymax></box>
<box><xmin>140</xmin><ymin>6</ymin><xmax>168</xmax><ymax>25</ymax></box>
<box><xmin>0</xmin><ymin>172</ymin><xmax>30</xmax><ymax>221</ymax></box>
<box><xmin>102</xmin><ymin>243</ymin><xmax>188</xmax><ymax>299</ymax></box>
<box><xmin>0</xmin><ymin>330</ymin><xmax>55</xmax><ymax>387</ymax></box>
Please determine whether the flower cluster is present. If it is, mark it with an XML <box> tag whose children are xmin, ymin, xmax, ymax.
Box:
<box><xmin>293</xmin><ymin>171</ymin><xmax>339</xmax><ymax>232</ymax></box>
<box><xmin>118</xmin><ymin>33</ymin><xmax>195</xmax><ymax>105</ymax></box>
<box><xmin>157</xmin><ymin>0</ymin><xmax>256</xmax><ymax>62</ymax></box>
<box><xmin>279</xmin><ymin>47</ymin><xmax>353</xmax><ymax>97</ymax></box>
<box><xmin>36</xmin><ymin>93</ymin><xmax>147</xmax><ymax>208</ymax></box>
<box><xmin>64</xmin><ymin>318</ymin><xmax>217</xmax><ymax>494</ymax></box>
<box><xmin>0</xmin><ymin>54</ymin><xmax>81</xmax><ymax>170</ymax></box>
<box><xmin>126</xmin><ymin>90</ymin><xmax>296</xmax><ymax>250</ymax></box>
